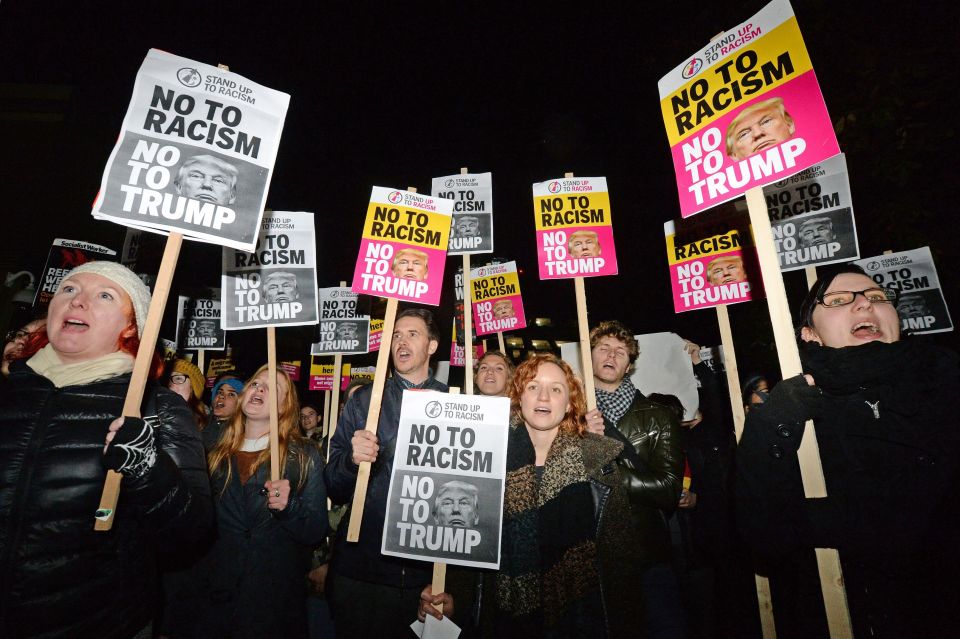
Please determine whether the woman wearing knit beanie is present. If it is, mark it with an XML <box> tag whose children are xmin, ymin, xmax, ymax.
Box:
<box><xmin>0</xmin><ymin>261</ymin><xmax>211</xmax><ymax>639</ymax></box>
<box><xmin>168</xmin><ymin>358</ymin><xmax>209</xmax><ymax>429</ymax></box>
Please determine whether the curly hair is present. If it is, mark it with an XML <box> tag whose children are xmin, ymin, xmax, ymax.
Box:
<box><xmin>588</xmin><ymin>320</ymin><xmax>639</xmax><ymax>368</ymax></box>
<box><xmin>509</xmin><ymin>353</ymin><xmax>587</xmax><ymax>437</ymax></box>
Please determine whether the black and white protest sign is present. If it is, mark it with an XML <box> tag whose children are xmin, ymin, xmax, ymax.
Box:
<box><xmin>93</xmin><ymin>49</ymin><xmax>289</xmax><ymax>252</ymax></box>
<box><xmin>856</xmin><ymin>247</ymin><xmax>953</xmax><ymax>335</ymax></box>
<box><xmin>221</xmin><ymin>211</ymin><xmax>318</xmax><ymax>329</ymax></box>
<box><xmin>33</xmin><ymin>239</ymin><xmax>118</xmax><ymax>313</ymax></box>
<box><xmin>310</xmin><ymin>287</ymin><xmax>371</xmax><ymax>355</ymax></box>
<box><xmin>432</xmin><ymin>172</ymin><xmax>494</xmax><ymax>255</ymax></box>
<box><xmin>382</xmin><ymin>391</ymin><xmax>509</xmax><ymax>569</ymax></box>
<box><xmin>176</xmin><ymin>294</ymin><xmax>225</xmax><ymax>350</ymax></box>
<box><xmin>764</xmin><ymin>154</ymin><xmax>859</xmax><ymax>271</ymax></box>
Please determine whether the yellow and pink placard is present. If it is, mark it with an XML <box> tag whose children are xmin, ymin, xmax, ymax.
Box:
<box><xmin>531</xmin><ymin>177</ymin><xmax>617</xmax><ymax>280</ymax></box>
<box><xmin>308</xmin><ymin>360</ymin><xmax>351</xmax><ymax>392</ymax></box>
<box><xmin>665</xmin><ymin>221</ymin><xmax>757</xmax><ymax>313</ymax></box>
<box><xmin>352</xmin><ymin>186</ymin><xmax>453</xmax><ymax>306</ymax></box>
<box><xmin>657</xmin><ymin>0</ymin><xmax>839</xmax><ymax>217</ymax></box>
<box><xmin>470</xmin><ymin>261</ymin><xmax>526</xmax><ymax>336</ymax></box>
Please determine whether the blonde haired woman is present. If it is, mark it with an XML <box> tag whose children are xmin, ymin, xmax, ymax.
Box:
<box><xmin>187</xmin><ymin>365</ymin><xmax>328</xmax><ymax>638</ymax></box>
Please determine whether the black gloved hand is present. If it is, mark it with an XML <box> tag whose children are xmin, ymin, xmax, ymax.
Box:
<box><xmin>103</xmin><ymin>416</ymin><xmax>157</xmax><ymax>479</ymax></box>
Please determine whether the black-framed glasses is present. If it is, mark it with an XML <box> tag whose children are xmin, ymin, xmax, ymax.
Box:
<box><xmin>817</xmin><ymin>288</ymin><xmax>898</xmax><ymax>308</ymax></box>
<box><xmin>169</xmin><ymin>373</ymin><xmax>189</xmax><ymax>384</ymax></box>
<box><xmin>4</xmin><ymin>329</ymin><xmax>30</xmax><ymax>343</ymax></box>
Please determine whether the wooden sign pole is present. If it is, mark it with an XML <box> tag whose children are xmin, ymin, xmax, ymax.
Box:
<box><xmin>497</xmin><ymin>332</ymin><xmax>505</xmax><ymax>354</ymax></box>
<box><xmin>95</xmin><ymin>232</ymin><xmax>184</xmax><ymax>530</ymax></box>
<box><xmin>460</xmin><ymin>169</ymin><xmax>474</xmax><ymax>395</ymax></box>
<box><xmin>322</xmin><ymin>390</ymin><xmax>332</xmax><ymax>437</ymax></box>
<box><xmin>564</xmin><ymin>172</ymin><xmax>597</xmax><ymax>411</ymax></box>
<box><xmin>326</xmin><ymin>280</ymin><xmax>349</xmax><ymax>461</ymax></box>
<box><xmin>267</xmin><ymin>327</ymin><xmax>280</xmax><ymax>482</ymax></box>
<box><xmin>345</xmin><ymin>186</ymin><xmax>418</xmax><ymax>542</ymax></box>
<box><xmin>805</xmin><ymin>266</ymin><xmax>818</xmax><ymax>290</ymax></box>
<box><xmin>745</xmin><ymin>186</ymin><xmax>852</xmax><ymax>637</ymax></box>
<box><xmin>197</xmin><ymin>350</ymin><xmax>205</xmax><ymax>385</ymax></box>
<box><xmin>429</xmin><ymin>385</ymin><xmax>459</xmax><ymax>615</ymax></box>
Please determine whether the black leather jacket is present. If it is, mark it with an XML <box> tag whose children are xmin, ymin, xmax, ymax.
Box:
<box><xmin>604</xmin><ymin>390</ymin><xmax>684</xmax><ymax>565</ymax></box>
<box><xmin>324</xmin><ymin>373</ymin><xmax>448</xmax><ymax>588</ymax></box>
<box><xmin>0</xmin><ymin>362</ymin><xmax>212</xmax><ymax>638</ymax></box>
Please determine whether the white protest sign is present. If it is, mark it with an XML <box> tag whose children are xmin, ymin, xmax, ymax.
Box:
<box><xmin>432</xmin><ymin>172</ymin><xmax>494</xmax><ymax>255</ymax></box>
<box><xmin>176</xmin><ymin>294</ymin><xmax>225</xmax><ymax>350</ymax></box>
<box><xmin>856</xmin><ymin>247</ymin><xmax>954</xmax><ymax>335</ymax></box>
<box><xmin>221</xmin><ymin>211</ymin><xmax>319</xmax><ymax>329</ymax></box>
<box><xmin>311</xmin><ymin>287</ymin><xmax>371</xmax><ymax>355</ymax></box>
<box><xmin>561</xmin><ymin>332</ymin><xmax>699</xmax><ymax>421</ymax></box>
<box><xmin>764</xmin><ymin>154</ymin><xmax>859</xmax><ymax>271</ymax></box>
<box><xmin>382</xmin><ymin>391</ymin><xmax>509</xmax><ymax>570</ymax></box>
<box><xmin>93</xmin><ymin>49</ymin><xmax>289</xmax><ymax>252</ymax></box>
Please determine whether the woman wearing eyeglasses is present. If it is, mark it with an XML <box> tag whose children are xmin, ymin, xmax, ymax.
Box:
<box><xmin>737</xmin><ymin>264</ymin><xmax>960</xmax><ymax>639</ymax></box>
<box><xmin>167</xmin><ymin>358</ymin><xmax>209</xmax><ymax>429</ymax></box>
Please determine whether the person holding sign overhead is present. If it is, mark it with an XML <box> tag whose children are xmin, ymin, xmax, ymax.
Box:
<box><xmin>737</xmin><ymin>264</ymin><xmax>960</xmax><ymax>638</ymax></box>
<box><xmin>188</xmin><ymin>365</ymin><xmax>328</xmax><ymax>638</ymax></box>
<box><xmin>325</xmin><ymin>308</ymin><xmax>448</xmax><ymax>638</ymax></box>
<box><xmin>0</xmin><ymin>261</ymin><xmax>211</xmax><ymax>639</ymax></box>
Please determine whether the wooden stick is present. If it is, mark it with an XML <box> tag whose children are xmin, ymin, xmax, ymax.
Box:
<box><xmin>745</xmin><ymin>186</ymin><xmax>852</xmax><ymax>637</ymax></box>
<box><xmin>326</xmin><ymin>280</ymin><xmax>348</xmax><ymax>461</ymax></box>
<box><xmin>717</xmin><ymin>304</ymin><xmax>776</xmax><ymax>638</ymax></box>
<box><xmin>716</xmin><ymin>305</ymin><xmax>746</xmax><ymax>443</ymax></box>
<box><xmin>463</xmin><ymin>254</ymin><xmax>474</xmax><ymax>395</ymax></box>
<box><xmin>345</xmin><ymin>294</ymin><xmax>399</xmax><ymax>542</ymax></box>
<box><xmin>563</xmin><ymin>172</ymin><xmax>596</xmax><ymax>410</ymax></box>
<box><xmin>322</xmin><ymin>390</ymin><xmax>332</xmax><ymax>438</ymax></box>
<box><xmin>197</xmin><ymin>350</ymin><xmax>205</xmax><ymax>385</ymax></box>
<box><xmin>95</xmin><ymin>232</ymin><xmax>183</xmax><ymax>531</ymax></box>
<box><xmin>430</xmin><ymin>382</ymin><xmax>463</xmax><ymax>616</ymax></box>
<box><xmin>497</xmin><ymin>331</ymin><xmax>505</xmax><ymax>355</ymax></box>
<box><xmin>267</xmin><ymin>327</ymin><xmax>280</xmax><ymax>482</ymax></box>
<box><xmin>805</xmin><ymin>266</ymin><xmax>818</xmax><ymax>290</ymax></box>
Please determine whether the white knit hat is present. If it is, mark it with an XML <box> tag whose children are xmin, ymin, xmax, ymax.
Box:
<box><xmin>56</xmin><ymin>261</ymin><xmax>152</xmax><ymax>337</ymax></box>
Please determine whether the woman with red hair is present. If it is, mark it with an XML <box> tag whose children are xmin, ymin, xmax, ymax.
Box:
<box><xmin>0</xmin><ymin>261</ymin><xmax>210</xmax><ymax>639</ymax></box>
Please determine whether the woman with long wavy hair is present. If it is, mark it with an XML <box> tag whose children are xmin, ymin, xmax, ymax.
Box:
<box><xmin>180</xmin><ymin>365</ymin><xmax>328</xmax><ymax>639</ymax></box>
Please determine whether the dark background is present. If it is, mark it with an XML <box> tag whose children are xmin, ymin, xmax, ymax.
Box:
<box><xmin>2</xmin><ymin>0</ymin><xmax>957</xmax><ymax>401</ymax></box>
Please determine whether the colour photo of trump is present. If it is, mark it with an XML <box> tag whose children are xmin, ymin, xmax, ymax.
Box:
<box><xmin>175</xmin><ymin>154</ymin><xmax>238</xmax><ymax>205</ymax></box>
<box><xmin>726</xmin><ymin>97</ymin><xmax>796</xmax><ymax>161</ymax></box>
<box><xmin>567</xmin><ymin>230</ymin><xmax>601</xmax><ymax>258</ymax></box>
<box><xmin>706</xmin><ymin>255</ymin><xmax>746</xmax><ymax>285</ymax></box>
<box><xmin>391</xmin><ymin>248</ymin><xmax>429</xmax><ymax>281</ymax></box>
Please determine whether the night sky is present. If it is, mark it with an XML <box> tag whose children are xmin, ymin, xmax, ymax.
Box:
<box><xmin>2</xmin><ymin>0</ymin><xmax>957</xmax><ymax>388</ymax></box>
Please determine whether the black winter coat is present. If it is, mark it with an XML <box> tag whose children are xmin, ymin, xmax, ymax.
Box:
<box><xmin>324</xmin><ymin>374</ymin><xmax>447</xmax><ymax>588</ymax></box>
<box><xmin>186</xmin><ymin>442</ymin><xmax>328</xmax><ymax>639</ymax></box>
<box><xmin>0</xmin><ymin>362</ymin><xmax>212</xmax><ymax>639</ymax></box>
<box><xmin>737</xmin><ymin>339</ymin><xmax>960</xmax><ymax>638</ymax></box>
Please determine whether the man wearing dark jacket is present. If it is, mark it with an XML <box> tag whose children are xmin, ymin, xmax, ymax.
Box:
<box><xmin>324</xmin><ymin>308</ymin><xmax>448</xmax><ymax>638</ymax></box>
<box><xmin>587</xmin><ymin>320</ymin><xmax>685</xmax><ymax>639</ymax></box>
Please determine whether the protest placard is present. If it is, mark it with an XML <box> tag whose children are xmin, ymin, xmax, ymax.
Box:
<box><xmin>120</xmin><ymin>228</ymin><xmax>167</xmax><ymax>291</ymax></box>
<box><xmin>856</xmin><ymin>247</ymin><xmax>953</xmax><ymax>335</ymax></box>
<box><xmin>450</xmin><ymin>318</ymin><xmax>485</xmax><ymax>368</ymax></box>
<box><xmin>764</xmin><ymin>154</ymin><xmax>858</xmax><ymax>271</ymax></box>
<box><xmin>92</xmin><ymin>49</ymin><xmax>289</xmax><ymax>251</ymax></box>
<box><xmin>350</xmin><ymin>365</ymin><xmax>376</xmax><ymax>383</ymax></box>
<box><xmin>222</xmin><ymin>211</ymin><xmax>319</xmax><ymax>329</ymax></box>
<box><xmin>665</xmin><ymin>222</ymin><xmax>757</xmax><ymax>312</ymax></box>
<box><xmin>382</xmin><ymin>391</ymin><xmax>509</xmax><ymax>569</ymax></box>
<box><xmin>176</xmin><ymin>294</ymin><xmax>225</xmax><ymax>350</ymax></box>
<box><xmin>658</xmin><ymin>0</ymin><xmax>840</xmax><ymax>217</ymax></box>
<box><xmin>368</xmin><ymin>318</ymin><xmax>384</xmax><ymax>352</ymax></box>
<box><xmin>33</xmin><ymin>239</ymin><xmax>118</xmax><ymax>313</ymax></box>
<box><xmin>205</xmin><ymin>355</ymin><xmax>236</xmax><ymax>388</ymax></box>
<box><xmin>470</xmin><ymin>261</ymin><xmax>526</xmax><ymax>336</ymax></box>
<box><xmin>281</xmin><ymin>360</ymin><xmax>301</xmax><ymax>382</ymax></box>
<box><xmin>308</xmin><ymin>359</ymin><xmax>351</xmax><ymax>392</ymax></box>
<box><xmin>431</xmin><ymin>172</ymin><xmax>494</xmax><ymax>255</ymax></box>
<box><xmin>311</xmin><ymin>287</ymin><xmax>371</xmax><ymax>355</ymax></box>
<box><xmin>351</xmin><ymin>187</ymin><xmax>453</xmax><ymax>306</ymax></box>
<box><xmin>531</xmin><ymin>177</ymin><xmax>618</xmax><ymax>279</ymax></box>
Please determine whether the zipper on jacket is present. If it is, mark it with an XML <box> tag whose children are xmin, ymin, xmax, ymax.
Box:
<box><xmin>590</xmin><ymin>476</ymin><xmax>613</xmax><ymax>639</ymax></box>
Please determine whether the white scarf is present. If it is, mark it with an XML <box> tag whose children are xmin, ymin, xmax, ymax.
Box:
<box><xmin>27</xmin><ymin>344</ymin><xmax>134</xmax><ymax>388</ymax></box>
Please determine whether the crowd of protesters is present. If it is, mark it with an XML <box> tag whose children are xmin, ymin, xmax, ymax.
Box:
<box><xmin>0</xmin><ymin>261</ymin><xmax>958</xmax><ymax>639</ymax></box>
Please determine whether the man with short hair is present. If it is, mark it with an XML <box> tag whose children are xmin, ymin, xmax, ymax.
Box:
<box><xmin>797</xmin><ymin>217</ymin><xmax>835</xmax><ymax>247</ymax></box>
<box><xmin>263</xmin><ymin>271</ymin><xmax>300</xmax><ymax>303</ymax></box>
<box><xmin>725</xmin><ymin>96</ymin><xmax>796</xmax><ymax>160</ymax></box>
<box><xmin>454</xmin><ymin>215</ymin><xmax>480</xmax><ymax>238</ymax></box>
<box><xmin>706</xmin><ymin>255</ymin><xmax>746</xmax><ymax>285</ymax></box>
<box><xmin>335</xmin><ymin>322</ymin><xmax>359</xmax><ymax>341</ymax></box>
<box><xmin>433</xmin><ymin>481</ymin><xmax>480</xmax><ymax>529</ymax></box>
<box><xmin>300</xmin><ymin>404</ymin><xmax>321</xmax><ymax>440</ymax></box>
<box><xmin>567</xmin><ymin>229</ymin><xmax>601</xmax><ymax>258</ymax></box>
<box><xmin>325</xmin><ymin>308</ymin><xmax>447</xmax><ymax>638</ymax></box>
<box><xmin>391</xmin><ymin>248</ymin><xmax>429</xmax><ymax>281</ymax></box>
<box><xmin>174</xmin><ymin>154</ymin><xmax>238</xmax><ymax>205</ymax></box>
<box><xmin>492</xmin><ymin>299</ymin><xmax>515</xmax><ymax>320</ymax></box>
<box><xmin>588</xmin><ymin>320</ymin><xmax>684</xmax><ymax>638</ymax></box>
